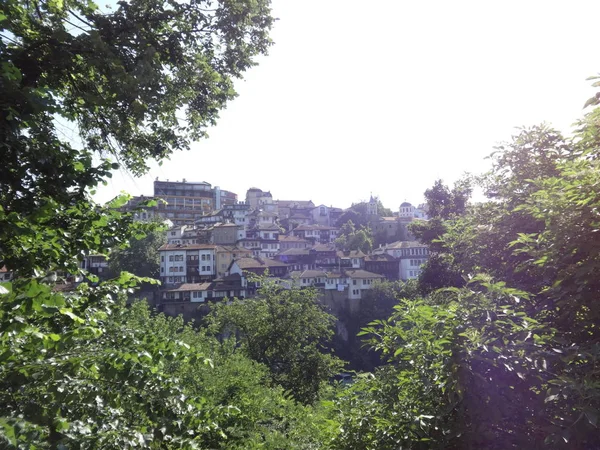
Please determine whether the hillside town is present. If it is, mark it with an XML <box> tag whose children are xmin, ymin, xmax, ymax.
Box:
<box><xmin>80</xmin><ymin>179</ymin><xmax>431</xmax><ymax>316</ymax></box>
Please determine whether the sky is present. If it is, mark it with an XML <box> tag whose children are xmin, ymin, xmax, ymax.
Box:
<box><xmin>95</xmin><ymin>0</ymin><xmax>600</xmax><ymax>211</ymax></box>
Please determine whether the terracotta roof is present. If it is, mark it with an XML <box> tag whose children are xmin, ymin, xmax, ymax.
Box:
<box><xmin>336</xmin><ymin>250</ymin><xmax>366</xmax><ymax>258</ymax></box>
<box><xmin>277</xmin><ymin>248</ymin><xmax>311</xmax><ymax>256</ymax></box>
<box><xmin>256</xmin><ymin>223</ymin><xmax>280</xmax><ymax>231</ymax></box>
<box><xmin>294</xmin><ymin>224</ymin><xmax>338</xmax><ymax>231</ymax></box>
<box><xmin>214</xmin><ymin>273</ymin><xmax>243</xmax><ymax>283</ymax></box>
<box><xmin>235</xmin><ymin>257</ymin><xmax>288</xmax><ymax>269</ymax></box>
<box><xmin>311</xmin><ymin>243</ymin><xmax>336</xmax><ymax>252</ymax></box>
<box><xmin>159</xmin><ymin>243</ymin><xmax>217</xmax><ymax>251</ymax></box>
<box><xmin>345</xmin><ymin>269</ymin><xmax>385</xmax><ymax>279</ymax></box>
<box><xmin>289</xmin><ymin>270</ymin><xmax>328</xmax><ymax>279</ymax></box>
<box><xmin>216</xmin><ymin>245</ymin><xmax>252</xmax><ymax>253</ymax></box>
<box><xmin>277</xmin><ymin>200</ymin><xmax>315</xmax><ymax>208</ymax></box>
<box><xmin>326</xmin><ymin>272</ymin><xmax>346</xmax><ymax>279</ymax></box>
<box><xmin>365</xmin><ymin>254</ymin><xmax>397</xmax><ymax>262</ymax></box>
<box><xmin>384</xmin><ymin>240</ymin><xmax>427</xmax><ymax>249</ymax></box>
<box><xmin>165</xmin><ymin>282</ymin><xmax>212</xmax><ymax>292</ymax></box>
<box><xmin>279</xmin><ymin>235</ymin><xmax>309</xmax><ymax>242</ymax></box>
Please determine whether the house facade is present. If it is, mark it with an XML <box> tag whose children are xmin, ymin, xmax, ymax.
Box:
<box><xmin>159</xmin><ymin>243</ymin><xmax>217</xmax><ymax>285</ymax></box>
<box><xmin>373</xmin><ymin>240</ymin><xmax>429</xmax><ymax>280</ymax></box>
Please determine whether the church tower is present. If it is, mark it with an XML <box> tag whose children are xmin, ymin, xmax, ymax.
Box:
<box><xmin>367</xmin><ymin>194</ymin><xmax>378</xmax><ymax>217</ymax></box>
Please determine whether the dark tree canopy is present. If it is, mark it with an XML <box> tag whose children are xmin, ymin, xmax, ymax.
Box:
<box><xmin>0</xmin><ymin>0</ymin><xmax>274</xmax><ymax>275</ymax></box>
<box><xmin>0</xmin><ymin>1</ymin><xmax>279</xmax><ymax>446</ymax></box>
<box><xmin>207</xmin><ymin>278</ymin><xmax>342</xmax><ymax>405</ymax></box>
<box><xmin>108</xmin><ymin>221</ymin><xmax>166</xmax><ymax>280</ymax></box>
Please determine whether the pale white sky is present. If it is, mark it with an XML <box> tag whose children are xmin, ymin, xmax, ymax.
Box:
<box><xmin>95</xmin><ymin>0</ymin><xmax>600</xmax><ymax>210</ymax></box>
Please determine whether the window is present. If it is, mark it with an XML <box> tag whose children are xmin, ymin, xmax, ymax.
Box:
<box><xmin>352</xmin><ymin>279</ymin><xmax>357</xmax><ymax>285</ymax></box>
<box><xmin>169</xmin><ymin>255</ymin><xmax>174</xmax><ymax>262</ymax></box>
<box><xmin>179</xmin><ymin>266</ymin><xmax>184</xmax><ymax>272</ymax></box>
<box><xmin>169</xmin><ymin>267</ymin><xmax>174</xmax><ymax>272</ymax></box>
<box><xmin>161</xmin><ymin>256</ymin><xmax>164</xmax><ymax>262</ymax></box>
<box><xmin>168</xmin><ymin>277</ymin><xmax>173</xmax><ymax>282</ymax></box>
<box><xmin>161</xmin><ymin>267</ymin><xmax>164</xmax><ymax>273</ymax></box>
<box><xmin>171</xmin><ymin>232</ymin><xmax>176</xmax><ymax>236</ymax></box>
<box><xmin>201</xmin><ymin>254</ymin><xmax>206</xmax><ymax>261</ymax></box>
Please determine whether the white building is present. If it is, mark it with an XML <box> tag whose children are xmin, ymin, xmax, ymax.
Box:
<box><xmin>159</xmin><ymin>243</ymin><xmax>217</xmax><ymax>285</ymax></box>
<box><xmin>399</xmin><ymin>202</ymin><xmax>415</xmax><ymax>219</ymax></box>
<box><xmin>373</xmin><ymin>240</ymin><xmax>429</xmax><ymax>280</ymax></box>
<box><xmin>345</xmin><ymin>269</ymin><xmax>385</xmax><ymax>299</ymax></box>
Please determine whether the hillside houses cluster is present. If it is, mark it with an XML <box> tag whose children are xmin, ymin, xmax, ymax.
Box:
<box><xmin>143</xmin><ymin>182</ymin><xmax>431</xmax><ymax>308</ymax></box>
<box><xmin>1</xmin><ymin>181</ymin><xmax>431</xmax><ymax>305</ymax></box>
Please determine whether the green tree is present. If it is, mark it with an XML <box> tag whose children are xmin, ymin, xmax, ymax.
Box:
<box><xmin>206</xmin><ymin>277</ymin><xmax>342</xmax><ymax>405</ymax></box>
<box><xmin>334</xmin><ymin>88</ymin><xmax>600</xmax><ymax>449</ymax></box>
<box><xmin>0</xmin><ymin>0</ymin><xmax>275</xmax><ymax>445</ymax></box>
<box><xmin>335</xmin><ymin>200</ymin><xmax>393</xmax><ymax>228</ymax></box>
<box><xmin>108</xmin><ymin>220</ymin><xmax>167</xmax><ymax>280</ymax></box>
<box><xmin>333</xmin><ymin>280</ymin><xmax>418</xmax><ymax>371</ymax></box>
<box><xmin>409</xmin><ymin>179</ymin><xmax>471</xmax><ymax>295</ymax></box>
<box><xmin>335</xmin><ymin>220</ymin><xmax>373</xmax><ymax>253</ymax></box>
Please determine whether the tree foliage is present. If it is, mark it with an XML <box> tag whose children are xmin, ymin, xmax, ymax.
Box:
<box><xmin>335</xmin><ymin>220</ymin><xmax>373</xmax><ymax>253</ymax></box>
<box><xmin>335</xmin><ymin>200</ymin><xmax>393</xmax><ymax>228</ymax></box>
<box><xmin>0</xmin><ymin>0</ymin><xmax>277</xmax><ymax>446</ymax></box>
<box><xmin>108</xmin><ymin>220</ymin><xmax>166</xmax><ymax>280</ymax></box>
<box><xmin>206</xmin><ymin>277</ymin><xmax>342</xmax><ymax>405</ymax></box>
<box><xmin>334</xmin><ymin>88</ymin><xmax>600</xmax><ymax>448</ymax></box>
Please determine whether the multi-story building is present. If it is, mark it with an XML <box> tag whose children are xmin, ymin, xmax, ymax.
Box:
<box><xmin>215</xmin><ymin>245</ymin><xmax>252</xmax><ymax>278</ymax></box>
<box><xmin>344</xmin><ymin>269</ymin><xmax>385</xmax><ymax>299</ymax></box>
<box><xmin>286</xmin><ymin>268</ymin><xmax>384</xmax><ymax>300</ymax></box>
<box><xmin>212</xmin><ymin>223</ymin><xmax>240</xmax><ymax>245</ymax></box>
<box><xmin>279</xmin><ymin>234</ymin><xmax>311</xmax><ymax>251</ymax></box>
<box><xmin>336</xmin><ymin>250</ymin><xmax>366</xmax><ymax>269</ymax></box>
<box><xmin>291</xmin><ymin>224</ymin><xmax>339</xmax><ymax>244</ymax></box>
<box><xmin>160</xmin><ymin>273</ymin><xmax>247</xmax><ymax>303</ymax></box>
<box><xmin>310</xmin><ymin>243</ymin><xmax>338</xmax><ymax>268</ymax></box>
<box><xmin>274</xmin><ymin>248</ymin><xmax>315</xmax><ymax>271</ymax></box>
<box><xmin>373</xmin><ymin>240</ymin><xmax>429</xmax><ymax>280</ymax></box>
<box><xmin>246</xmin><ymin>188</ymin><xmax>277</xmax><ymax>213</ymax></box>
<box><xmin>81</xmin><ymin>255</ymin><xmax>109</xmax><ymax>278</ymax></box>
<box><xmin>153</xmin><ymin>179</ymin><xmax>237</xmax><ymax>226</ymax></box>
<box><xmin>159</xmin><ymin>243</ymin><xmax>217</xmax><ymax>285</ymax></box>
<box><xmin>276</xmin><ymin>200</ymin><xmax>315</xmax><ymax>220</ymax></box>
<box><xmin>222</xmin><ymin>202</ymin><xmax>252</xmax><ymax>238</ymax></box>
<box><xmin>364</xmin><ymin>254</ymin><xmax>399</xmax><ymax>280</ymax></box>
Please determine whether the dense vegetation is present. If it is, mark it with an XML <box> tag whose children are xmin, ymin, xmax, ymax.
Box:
<box><xmin>2</xmin><ymin>0</ymin><xmax>600</xmax><ymax>447</ymax></box>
